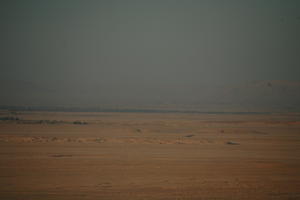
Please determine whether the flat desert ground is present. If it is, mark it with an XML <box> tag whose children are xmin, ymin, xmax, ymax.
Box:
<box><xmin>0</xmin><ymin>111</ymin><xmax>300</xmax><ymax>200</ymax></box>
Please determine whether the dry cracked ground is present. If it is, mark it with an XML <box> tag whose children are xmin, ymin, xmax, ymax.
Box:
<box><xmin>0</xmin><ymin>111</ymin><xmax>300</xmax><ymax>200</ymax></box>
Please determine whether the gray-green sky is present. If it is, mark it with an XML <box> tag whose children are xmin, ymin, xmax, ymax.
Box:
<box><xmin>0</xmin><ymin>0</ymin><xmax>300</xmax><ymax>108</ymax></box>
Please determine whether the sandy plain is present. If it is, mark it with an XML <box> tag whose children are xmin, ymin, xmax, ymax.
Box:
<box><xmin>0</xmin><ymin>111</ymin><xmax>299</xmax><ymax>200</ymax></box>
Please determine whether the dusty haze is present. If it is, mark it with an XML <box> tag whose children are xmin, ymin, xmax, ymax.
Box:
<box><xmin>1</xmin><ymin>0</ymin><xmax>300</xmax><ymax>111</ymax></box>
<box><xmin>1</xmin><ymin>2</ymin><xmax>300</xmax><ymax>199</ymax></box>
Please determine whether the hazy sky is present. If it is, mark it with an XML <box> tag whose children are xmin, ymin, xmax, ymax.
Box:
<box><xmin>0</xmin><ymin>0</ymin><xmax>300</xmax><ymax>107</ymax></box>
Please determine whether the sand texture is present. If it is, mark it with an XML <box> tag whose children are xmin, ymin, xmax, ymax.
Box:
<box><xmin>0</xmin><ymin>111</ymin><xmax>300</xmax><ymax>199</ymax></box>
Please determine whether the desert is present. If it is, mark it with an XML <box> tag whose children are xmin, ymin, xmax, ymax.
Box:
<box><xmin>0</xmin><ymin>111</ymin><xmax>299</xmax><ymax>200</ymax></box>
<box><xmin>1</xmin><ymin>1</ymin><xmax>300</xmax><ymax>199</ymax></box>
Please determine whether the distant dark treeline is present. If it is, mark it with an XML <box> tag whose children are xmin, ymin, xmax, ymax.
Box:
<box><xmin>0</xmin><ymin>105</ymin><xmax>271</xmax><ymax>115</ymax></box>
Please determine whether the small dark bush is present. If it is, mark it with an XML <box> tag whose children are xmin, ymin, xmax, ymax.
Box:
<box><xmin>0</xmin><ymin>117</ymin><xmax>20</xmax><ymax>121</ymax></box>
<box><xmin>73</xmin><ymin>121</ymin><xmax>88</xmax><ymax>125</ymax></box>
<box><xmin>185</xmin><ymin>134</ymin><xmax>194</xmax><ymax>138</ymax></box>
<box><xmin>226</xmin><ymin>141</ymin><xmax>239</xmax><ymax>145</ymax></box>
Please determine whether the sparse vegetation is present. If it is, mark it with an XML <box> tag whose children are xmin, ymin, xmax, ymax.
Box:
<box><xmin>136</xmin><ymin>129</ymin><xmax>142</xmax><ymax>133</ymax></box>
<box><xmin>0</xmin><ymin>116</ymin><xmax>20</xmax><ymax>121</ymax></box>
<box><xmin>185</xmin><ymin>134</ymin><xmax>194</xmax><ymax>138</ymax></box>
<box><xmin>226</xmin><ymin>141</ymin><xmax>239</xmax><ymax>145</ymax></box>
<box><xmin>0</xmin><ymin>117</ymin><xmax>90</xmax><ymax>125</ymax></box>
<box><xmin>37</xmin><ymin>120</ymin><xmax>63</xmax><ymax>124</ymax></box>
<box><xmin>73</xmin><ymin>121</ymin><xmax>88</xmax><ymax>125</ymax></box>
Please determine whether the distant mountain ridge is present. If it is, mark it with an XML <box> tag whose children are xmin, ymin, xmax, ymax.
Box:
<box><xmin>1</xmin><ymin>79</ymin><xmax>300</xmax><ymax>112</ymax></box>
<box><xmin>218</xmin><ymin>80</ymin><xmax>300</xmax><ymax>111</ymax></box>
